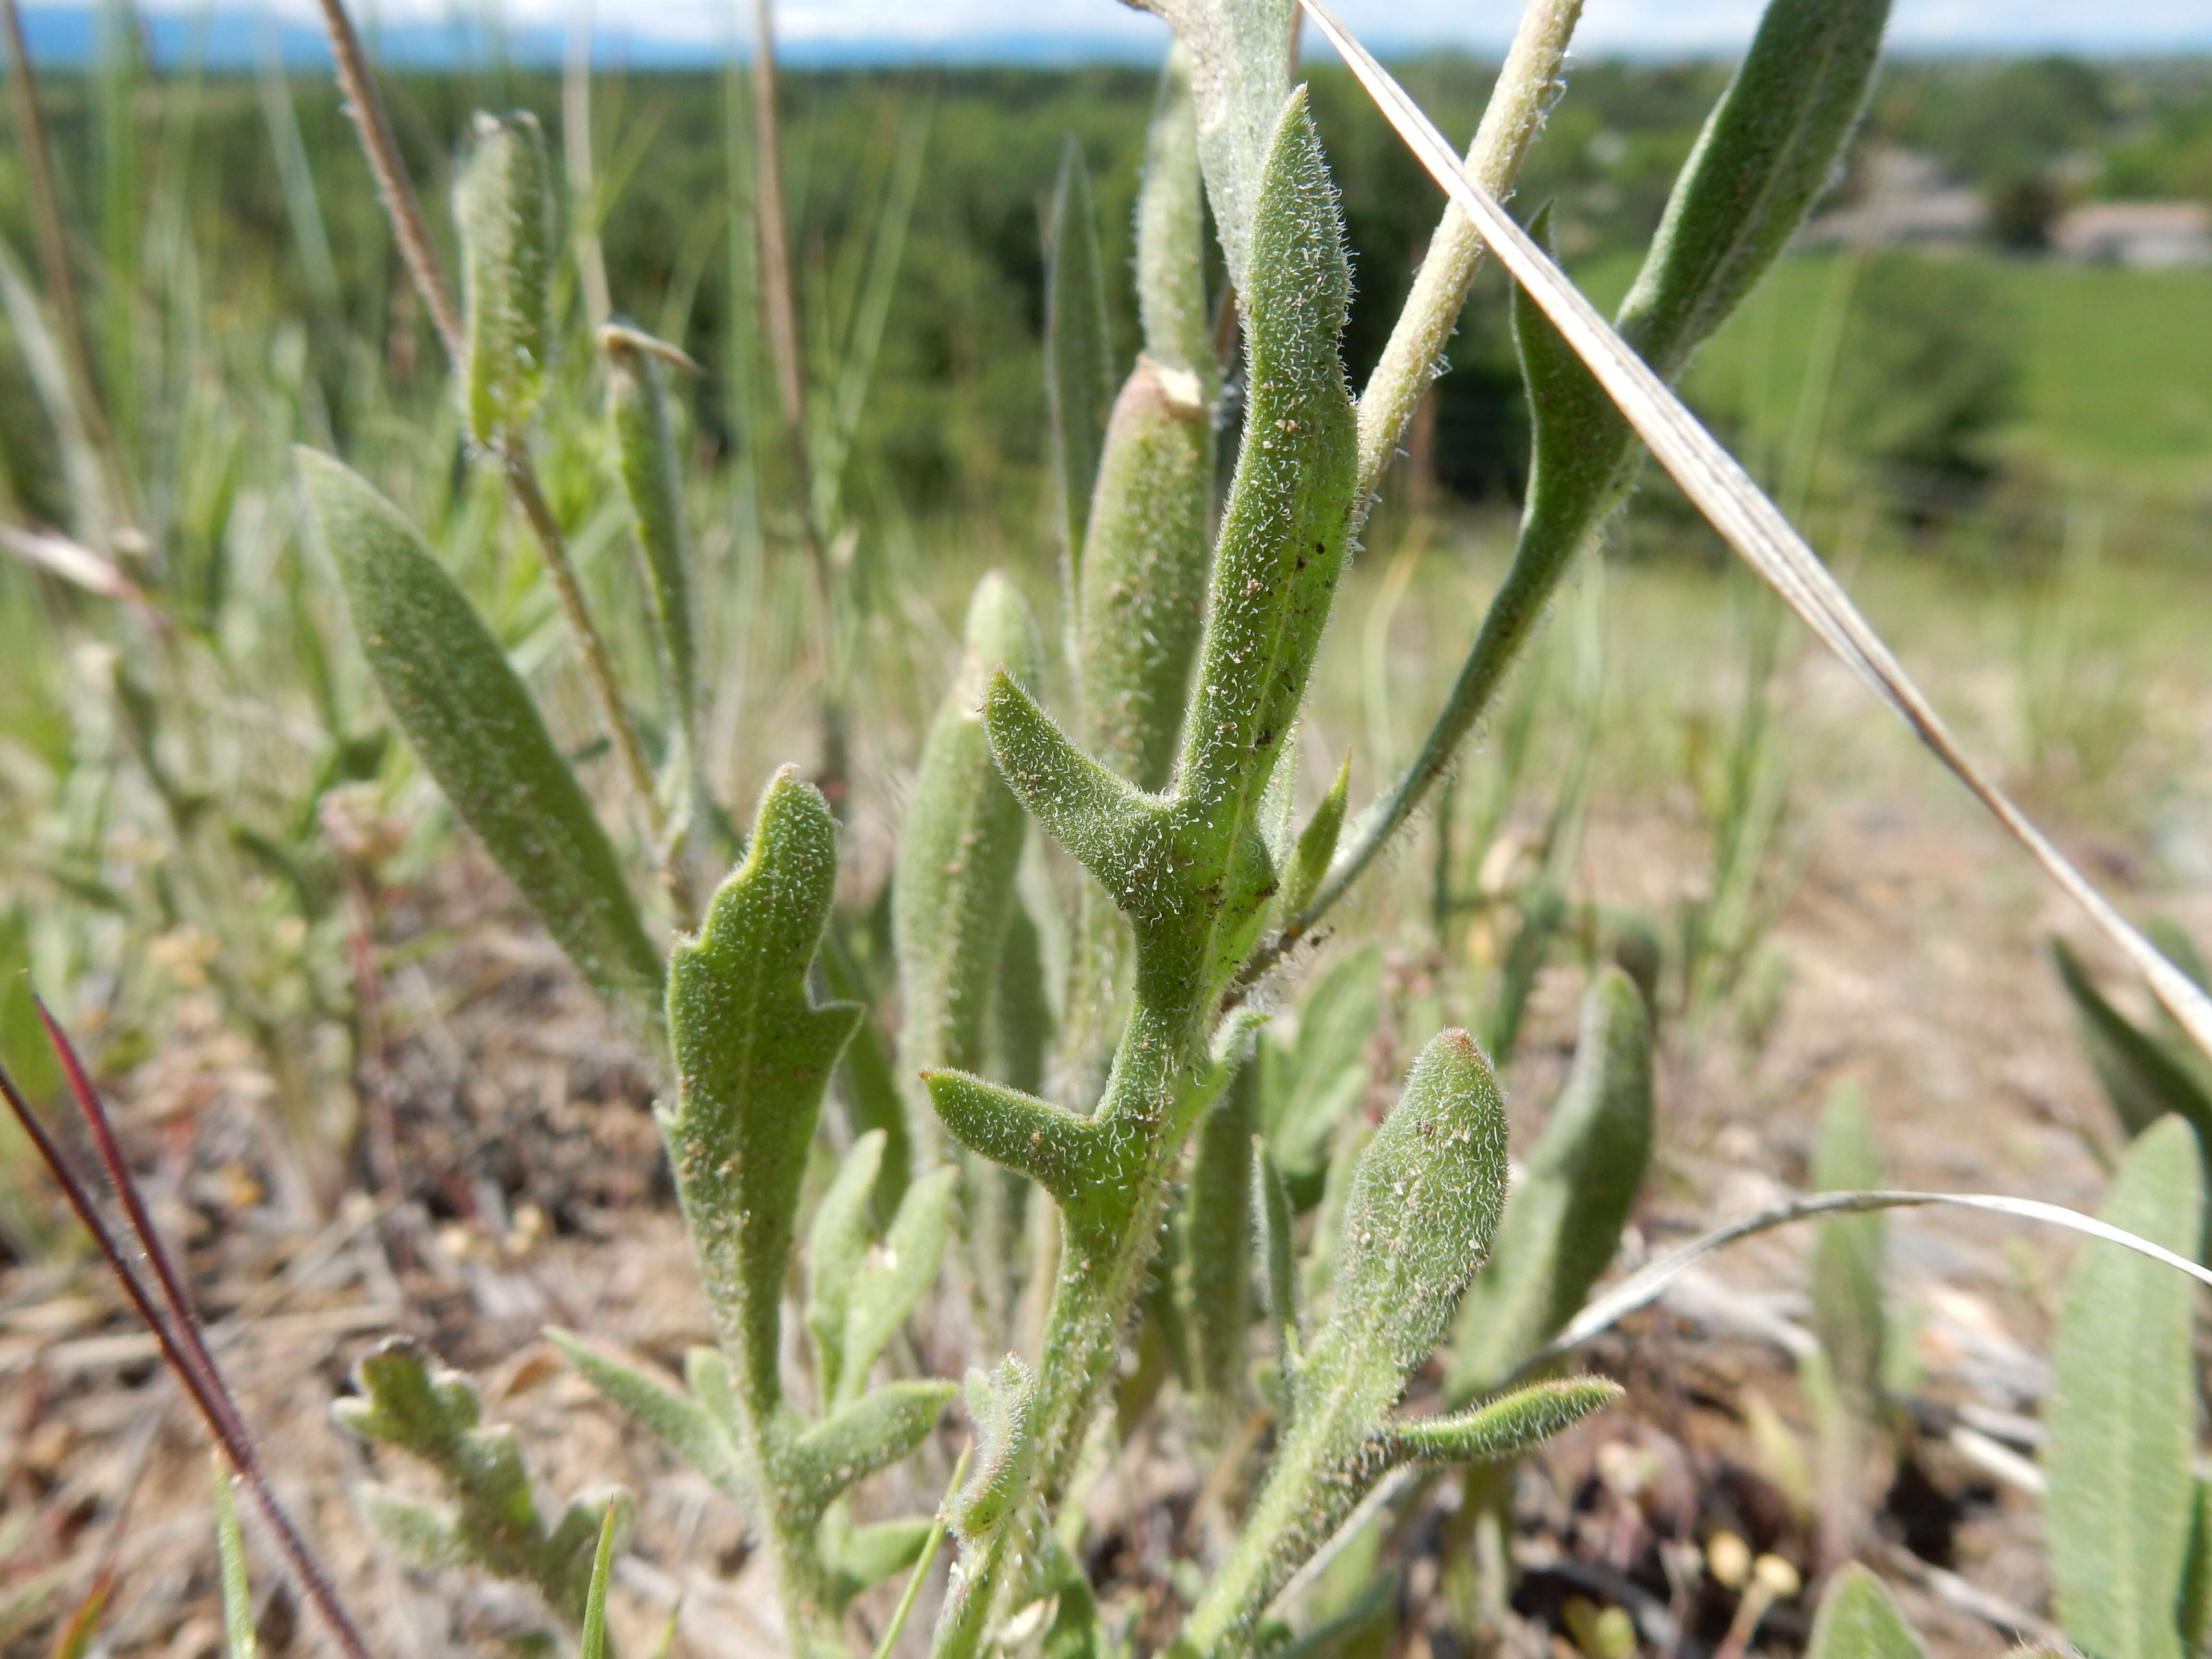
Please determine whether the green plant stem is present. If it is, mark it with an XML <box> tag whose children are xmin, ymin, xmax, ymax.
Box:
<box><xmin>501</xmin><ymin>435</ymin><xmax>688</xmax><ymax>925</ymax></box>
<box><xmin>1350</xmin><ymin>0</ymin><xmax>1583</xmax><ymax>519</ymax></box>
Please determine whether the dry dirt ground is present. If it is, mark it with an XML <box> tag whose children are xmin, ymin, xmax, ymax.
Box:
<box><xmin>2</xmin><ymin>564</ymin><xmax>2208</xmax><ymax>1659</ymax></box>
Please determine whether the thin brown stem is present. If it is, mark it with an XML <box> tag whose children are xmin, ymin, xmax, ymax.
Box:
<box><xmin>312</xmin><ymin>0</ymin><xmax>690</xmax><ymax>917</ymax></box>
<box><xmin>3</xmin><ymin>1014</ymin><xmax>376</xmax><ymax>1659</ymax></box>
<box><xmin>313</xmin><ymin>0</ymin><xmax>464</xmax><ymax>362</ymax></box>
<box><xmin>503</xmin><ymin>436</ymin><xmax>694</xmax><ymax>924</ymax></box>
<box><xmin>745</xmin><ymin>0</ymin><xmax>848</xmax><ymax>810</ymax></box>
<box><xmin>0</xmin><ymin>0</ymin><xmax>134</xmax><ymax>525</ymax></box>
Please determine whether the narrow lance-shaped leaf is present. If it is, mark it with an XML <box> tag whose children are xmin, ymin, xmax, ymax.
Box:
<box><xmin>837</xmin><ymin>1166</ymin><xmax>959</xmax><ymax>1407</ymax></box>
<box><xmin>778</xmin><ymin>1379</ymin><xmax>960</xmax><ymax>1521</ymax></box>
<box><xmin>580</xmin><ymin>1502</ymin><xmax>617</xmax><ymax>1659</ymax></box>
<box><xmin>1804</xmin><ymin>1566</ymin><xmax>1928</xmax><ymax>1659</ymax></box>
<box><xmin>2053</xmin><ymin>937</ymin><xmax>2212</xmax><ymax>1153</ymax></box>
<box><xmin>1046</xmin><ymin>144</ymin><xmax>1115</xmax><ymax>575</ymax></box>
<box><xmin>1380</xmin><ymin>1376</ymin><xmax>1621</xmax><ymax>1465</ymax></box>
<box><xmin>807</xmin><ymin>1130</ymin><xmax>890</xmax><ymax>1406</ymax></box>
<box><xmin>2044</xmin><ymin>1115</ymin><xmax>2202</xmax><ymax>1659</ymax></box>
<box><xmin>602</xmin><ymin>325</ymin><xmax>698</xmax><ymax>733</ymax></box>
<box><xmin>1127</xmin><ymin>0</ymin><xmax>1294</xmax><ymax>297</ymax></box>
<box><xmin>544</xmin><ymin>1330</ymin><xmax>749</xmax><ymax>1503</ymax></box>
<box><xmin>664</xmin><ymin>769</ymin><xmax>863</xmax><ymax>1417</ymax></box>
<box><xmin>1135</xmin><ymin>45</ymin><xmax>1215</xmax><ymax>397</ymax></box>
<box><xmin>1183</xmin><ymin>1058</ymin><xmax>1258</xmax><ymax>1402</ymax></box>
<box><xmin>454</xmin><ymin>111</ymin><xmax>554</xmax><ymax>445</ymax></box>
<box><xmin>1078</xmin><ymin>360</ymin><xmax>1214</xmax><ymax>793</ymax></box>
<box><xmin>1328</xmin><ymin>0</ymin><xmax>1890</xmax><ymax>910</ymax></box>
<box><xmin>1807</xmin><ymin>1083</ymin><xmax>1886</xmax><ymax>1414</ymax></box>
<box><xmin>1448</xmin><ymin>968</ymin><xmax>1652</xmax><ymax>1400</ymax></box>
<box><xmin>896</xmin><ymin>573</ymin><xmax>1044</xmax><ymax>1134</ymax></box>
<box><xmin>296</xmin><ymin>449</ymin><xmax>662</xmax><ymax>1027</ymax></box>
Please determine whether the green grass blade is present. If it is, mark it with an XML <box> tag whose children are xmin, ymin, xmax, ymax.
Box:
<box><xmin>1046</xmin><ymin>141</ymin><xmax>1115</xmax><ymax>576</ymax></box>
<box><xmin>580</xmin><ymin>1501</ymin><xmax>617</xmax><ymax>1659</ymax></box>
<box><xmin>297</xmin><ymin>449</ymin><xmax>663</xmax><ymax>1029</ymax></box>
<box><xmin>211</xmin><ymin>1457</ymin><xmax>259</xmax><ymax>1659</ymax></box>
<box><xmin>1808</xmin><ymin>1083</ymin><xmax>1886</xmax><ymax>1413</ymax></box>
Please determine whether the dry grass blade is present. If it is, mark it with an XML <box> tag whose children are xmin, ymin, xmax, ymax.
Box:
<box><xmin>0</xmin><ymin>1010</ymin><xmax>376</xmax><ymax>1659</ymax></box>
<box><xmin>1513</xmin><ymin>1188</ymin><xmax>2212</xmax><ymax>1382</ymax></box>
<box><xmin>1300</xmin><ymin>0</ymin><xmax>2212</xmax><ymax>1064</ymax></box>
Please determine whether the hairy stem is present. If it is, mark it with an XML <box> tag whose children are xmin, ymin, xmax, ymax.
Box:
<box><xmin>1350</xmin><ymin>0</ymin><xmax>1582</xmax><ymax>519</ymax></box>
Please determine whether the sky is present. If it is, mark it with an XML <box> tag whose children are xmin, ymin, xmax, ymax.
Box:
<box><xmin>28</xmin><ymin>0</ymin><xmax>2212</xmax><ymax>62</ymax></box>
<box><xmin>332</xmin><ymin>0</ymin><xmax>2212</xmax><ymax>53</ymax></box>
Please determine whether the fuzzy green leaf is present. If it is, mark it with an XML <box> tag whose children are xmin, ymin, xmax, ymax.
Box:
<box><xmin>1135</xmin><ymin>46</ymin><xmax>1215</xmax><ymax>395</ymax></box>
<box><xmin>839</xmin><ymin>1166</ymin><xmax>959</xmax><ymax>1407</ymax></box>
<box><xmin>297</xmin><ymin>449</ymin><xmax>662</xmax><ymax>1024</ymax></box>
<box><xmin>982</xmin><ymin>670</ymin><xmax>1165</xmax><ymax>909</ymax></box>
<box><xmin>602</xmin><ymin>327</ymin><xmax>697</xmax><ymax>726</ymax></box>
<box><xmin>1283</xmin><ymin>753</ymin><xmax>1350</xmax><ymax>920</ymax></box>
<box><xmin>948</xmin><ymin>1358</ymin><xmax>1037</xmax><ymax>1545</ymax></box>
<box><xmin>210</xmin><ymin>1463</ymin><xmax>257</xmax><ymax>1659</ymax></box>
<box><xmin>923</xmin><ymin>1070</ymin><xmax>1114</xmax><ymax>1241</ymax></box>
<box><xmin>1184</xmin><ymin>1061</ymin><xmax>1258</xmax><ymax>1401</ymax></box>
<box><xmin>823</xmin><ymin>1515</ymin><xmax>936</xmax><ymax>1607</ymax></box>
<box><xmin>1170</xmin><ymin>87</ymin><xmax>1356</xmax><ymax>930</ymax></box>
<box><xmin>1808</xmin><ymin>1083</ymin><xmax>1887</xmax><ymax>1415</ymax></box>
<box><xmin>1078</xmin><ymin>359</ymin><xmax>1214</xmax><ymax>793</ymax></box>
<box><xmin>1617</xmin><ymin>0</ymin><xmax>1890</xmax><ymax>376</ymax></box>
<box><xmin>1263</xmin><ymin>944</ymin><xmax>1381</xmax><ymax>1185</ymax></box>
<box><xmin>1125</xmin><ymin>0</ymin><xmax>1294</xmax><ymax>297</ymax></box>
<box><xmin>664</xmin><ymin>769</ymin><xmax>863</xmax><ymax>1417</ymax></box>
<box><xmin>1805</xmin><ymin>1566</ymin><xmax>1927</xmax><ymax>1659</ymax></box>
<box><xmin>2054</xmin><ymin>938</ymin><xmax>2212</xmax><ymax>1149</ymax></box>
<box><xmin>454</xmin><ymin>111</ymin><xmax>554</xmax><ymax>445</ymax></box>
<box><xmin>1179</xmin><ymin>1034</ymin><xmax>1509</xmax><ymax>1656</ymax></box>
<box><xmin>1331</xmin><ymin>1030</ymin><xmax>1510</xmax><ymax>1377</ymax></box>
<box><xmin>2045</xmin><ymin>1115</ymin><xmax>2202</xmax><ymax>1659</ymax></box>
<box><xmin>897</xmin><ymin>574</ymin><xmax>1045</xmax><ymax>1118</ymax></box>
<box><xmin>544</xmin><ymin>1330</ymin><xmax>747</xmax><ymax>1503</ymax></box>
<box><xmin>807</xmin><ymin>1131</ymin><xmax>889</xmax><ymax>1406</ymax></box>
<box><xmin>355</xmin><ymin>1488</ymin><xmax>468</xmax><ymax>1570</ymax></box>
<box><xmin>1046</xmin><ymin>143</ymin><xmax>1116</xmax><ymax>572</ymax></box>
<box><xmin>1448</xmin><ymin>969</ymin><xmax>1652</xmax><ymax>1400</ymax></box>
<box><xmin>1253</xmin><ymin>1138</ymin><xmax>1301</xmax><ymax>1374</ymax></box>
<box><xmin>782</xmin><ymin>1380</ymin><xmax>958</xmax><ymax>1519</ymax></box>
<box><xmin>1380</xmin><ymin>1377</ymin><xmax>1620</xmax><ymax>1466</ymax></box>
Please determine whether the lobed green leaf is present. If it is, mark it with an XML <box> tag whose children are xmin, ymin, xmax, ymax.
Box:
<box><xmin>664</xmin><ymin>769</ymin><xmax>863</xmax><ymax>1416</ymax></box>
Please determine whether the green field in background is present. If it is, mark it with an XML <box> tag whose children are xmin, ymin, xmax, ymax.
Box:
<box><xmin>1575</xmin><ymin>248</ymin><xmax>2212</xmax><ymax>500</ymax></box>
